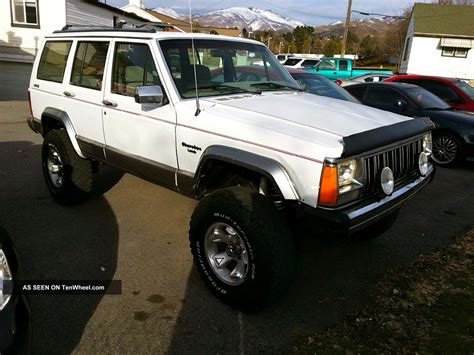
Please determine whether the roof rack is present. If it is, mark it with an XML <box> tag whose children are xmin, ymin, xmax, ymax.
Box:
<box><xmin>54</xmin><ymin>21</ymin><xmax>179</xmax><ymax>34</ymax></box>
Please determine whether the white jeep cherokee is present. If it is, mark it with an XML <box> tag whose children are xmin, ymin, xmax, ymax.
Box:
<box><xmin>27</xmin><ymin>28</ymin><xmax>434</xmax><ymax>308</ymax></box>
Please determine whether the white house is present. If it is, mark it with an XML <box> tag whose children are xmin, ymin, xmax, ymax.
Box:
<box><xmin>0</xmin><ymin>0</ymin><xmax>149</xmax><ymax>100</ymax></box>
<box><xmin>400</xmin><ymin>3</ymin><xmax>474</xmax><ymax>82</ymax></box>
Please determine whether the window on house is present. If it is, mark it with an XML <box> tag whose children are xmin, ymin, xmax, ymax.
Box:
<box><xmin>37</xmin><ymin>41</ymin><xmax>72</xmax><ymax>83</ymax></box>
<box><xmin>403</xmin><ymin>37</ymin><xmax>410</xmax><ymax>61</ymax></box>
<box><xmin>11</xmin><ymin>0</ymin><xmax>39</xmax><ymax>27</ymax></box>
<box><xmin>71</xmin><ymin>42</ymin><xmax>110</xmax><ymax>90</ymax></box>
<box><xmin>441</xmin><ymin>47</ymin><xmax>469</xmax><ymax>58</ymax></box>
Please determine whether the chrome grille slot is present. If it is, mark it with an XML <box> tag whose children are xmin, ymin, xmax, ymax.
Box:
<box><xmin>362</xmin><ymin>138</ymin><xmax>423</xmax><ymax>195</ymax></box>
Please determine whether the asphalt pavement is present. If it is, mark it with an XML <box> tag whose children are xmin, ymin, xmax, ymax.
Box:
<box><xmin>0</xmin><ymin>101</ymin><xmax>473</xmax><ymax>354</ymax></box>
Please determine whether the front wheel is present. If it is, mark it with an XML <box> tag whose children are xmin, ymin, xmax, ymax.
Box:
<box><xmin>189</xmin><ymin>187</ymin><xmax>295</xmax><ymax>309</ymax></box>
<box><xmin>432</xmin><ymin>132</ymin><xmax>463</xmax><ymax>166</ymax></box>
<box><xmin>42</xmin><ymin>129</ymin><xmax>93</xmax><ymax>204</ymax></box>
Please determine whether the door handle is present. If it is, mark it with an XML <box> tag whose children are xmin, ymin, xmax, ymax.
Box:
<box><xmin>333</xmin><ymin>72</ymin><xmax>337</xmax><ymax>74</ymax></box>
<box><xmin>63</xmin><ymin>91</ymin><xmax>75</xmax><ymax>97</ymax></box>
<box><xmin>102</xmin><ymin>99</ymin><xmax>117</xmax><ymax>107</ymax></box>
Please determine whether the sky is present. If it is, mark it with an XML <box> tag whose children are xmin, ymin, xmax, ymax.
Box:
<box><xmin>106</xmin><ymin>0</ymin><xmax>432</xmax><ymax>25</ymax></box>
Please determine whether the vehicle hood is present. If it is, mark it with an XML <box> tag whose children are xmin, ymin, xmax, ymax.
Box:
<box><xmin>425</xmin><ymin>108</ymin><xmax>474</xmax><ymax>126</ymax></box>
<box><xmin>206</xmin><ymin>91</ymin><xmax>410</xmax><ymax>138</ymax></box>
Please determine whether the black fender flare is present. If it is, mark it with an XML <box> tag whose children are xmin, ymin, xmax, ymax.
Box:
<box><xmin>195</xmin><ymin>145</ymin><xmax>300</xmax><ymax>200</ymax></box>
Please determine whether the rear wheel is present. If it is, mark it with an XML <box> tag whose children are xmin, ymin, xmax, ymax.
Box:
<box><xmin>189</xmin><ymin>187</ymin><xmax>295</xmax><ymax>309</ymax></box>
<box><xmin>432</xmin><ymin>132</ymin><xmax>463</xmax><ymax>166</ymax></box>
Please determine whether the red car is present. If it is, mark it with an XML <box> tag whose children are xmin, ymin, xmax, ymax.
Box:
<box><xmin>385</xmin><ymin>75</ymin><xmax>474</xmax><ymax>112</ymax></box>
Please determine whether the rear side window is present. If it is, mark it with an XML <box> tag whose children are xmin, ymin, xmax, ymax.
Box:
<box><xmin>111</xmin><ymin>43</ymin><xmax>161</xmax><ymax>97</ymax></box>
<box><xmin>346</xmin><ymin>85</ymin><xmax>367</xmax><ymax>101</ymax></box>
<box><xmin>339</xmin><ymin>60</ymin><xmax>348</xmax><ymax>71</ymax></box>
<box><xmin>71</xmin><ymin>41</ymin><xmax>109</xmax><ymax>90</ymax></box>
<box><xmin>366</xmin><ymin>86</ymin><xmax>403</xmax><ymax>103</ymax></box>
<box><xmin>37</xmin><ymin>41</ymin><xmax>72</xmax><ymax>83</ymax></box>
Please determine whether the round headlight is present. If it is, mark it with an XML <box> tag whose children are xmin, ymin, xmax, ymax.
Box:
<box><xmin>0</xmin><ymin>249</ymin><xmax>13</xmax><ymax>311</ymax></box>
<box><xmin>418</xmin><ymin>152</ymin><xmax>429</xmax><ymax>176</ymax></box>
<box><xmin>380</xmin><ymin>167</ymin><xmax>394</xmax><ymax>196</ymax></box>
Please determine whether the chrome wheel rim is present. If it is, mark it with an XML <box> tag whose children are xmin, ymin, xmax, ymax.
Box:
<box><xmin>432</xmin><ymin>136</ymin><xmax>457</xmax><ymax>164</ymax></box>
<box><xmin>46</xmin><ymin>144</ymin><xmax>64</xmax><ymax>188</ymax></box>
<box><xmin>204</xmin><ymin>222</ymin><xmax>249</xmax><ymax>286</ymax></box>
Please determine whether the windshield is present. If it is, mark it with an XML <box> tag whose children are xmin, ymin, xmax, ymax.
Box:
<box><xmin>159</xmin><ymin>39</ymin><xmax>297</xmax><ymax>98</ymax></box>
<box><xmin>454</xmin><ymin>81</ymin><xmax>474</xmax><ymax>100</ymax></box>
<box><xmin>291</xmin><ymin>73</ymin><xmax>360</xmax><ymax>103</ymax></box>
<box><xmin>405</xmin><ymin>87</ymin><xmax>451</xmax><ymax>110</ymax></box>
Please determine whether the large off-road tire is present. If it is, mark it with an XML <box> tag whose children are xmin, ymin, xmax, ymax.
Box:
<box><xmin>42</xmin><ymin>129</ymin><xmax>93</xmax><ymax>205</ymax></box>
<box><xmin>189</xmin><ymin>186</ymin><xmax>295</xmax><ymax>309</ymax></box>
<box><xmin>432</xmin><ymin>132</ymin><xmax>464</xmax><ymax>167</ymax></box>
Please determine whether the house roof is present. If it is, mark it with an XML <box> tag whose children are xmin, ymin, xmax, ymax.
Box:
<box><xmin>85</xmin><ymin>0</ymin><xmax>150</xmax><ymax>23</ymax></box>
<box><xmin>412</xmin><ymin>3</ymin><xmax>474</xmax><ymax>38</ymax></box>
<box><xmin>144</xmin><ymin>8</ymin><xmax>241</xmax><ymax>36</ymax></box>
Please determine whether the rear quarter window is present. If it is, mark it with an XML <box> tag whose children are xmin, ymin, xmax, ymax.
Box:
<box><xmin>37</xmin><ymin>41</ymin><xmax>72</xmax><ymax>83</ymax></box>
<box><xmin>346</xmin><ymin>85</ymin><xmax>367</xmax><ymax>101</ymax></box>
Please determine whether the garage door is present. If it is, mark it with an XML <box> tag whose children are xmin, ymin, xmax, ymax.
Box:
<box><xmin>0</xmin><ymin>61</ymin><xmax>32</xmax><ymax>101</ymax></box>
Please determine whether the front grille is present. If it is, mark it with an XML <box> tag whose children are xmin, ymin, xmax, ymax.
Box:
<box><xmin>362</xmin><ymin>138</ymin><xmax>423</xmax><ymax>195</ymax></box>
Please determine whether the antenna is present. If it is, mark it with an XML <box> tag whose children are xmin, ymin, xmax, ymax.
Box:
<box><xmin>189</xmin><ymin>0</ymin><xmax>201</xmax><ymax>116</ymax></box>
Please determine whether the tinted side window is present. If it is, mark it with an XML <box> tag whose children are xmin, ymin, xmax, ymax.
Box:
<box><xmin>397</xmin><ymin>78</ymin><xmax>421</xmax><ymax>86</ymax></box>
<box><xmin>421</xmin><ymin>80</ymin><xmax>464</xmax><ymax>103</ymax></box>
<box><xmin>366</xmin><ymin>86</ymin><xmax>404</xmax><ymax>103</ymax></box>
<box><xmin>70</xmin><ymin>41</ymin><xmax>109</xmax><ymax>90</ymax></box>
<box><xmin>339</xmin><ymin>60</ymin><xmax>348</xmax><ymax>71</ymax></box>
<box><xmin>301</xmin><ymin>59</ymin><xmax>319</xmax><ymax>68</ymax></box>
<box><xmin>346</xmin><ymin>85</ymin><xmax>367</xmax><ymax>101</ymax></box>
<box><xmin>37</xmin><ymin>41</ymin><xmax>72</xmax><ymax>83</ymax></box>
<box><xmin>112</xmin><ymin>43</ymin><xmax>161</xmax><ymax>97</ymax></box>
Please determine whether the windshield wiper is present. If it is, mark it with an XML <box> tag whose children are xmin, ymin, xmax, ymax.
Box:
<box><xmin>193</xmin><ymin>83</ymin><xmax>261</xmax><ymax>94</ymax></box>
<box><xmin>250</xmin><ymin>81</ymin><xmax>303</xmax><ymax>92</ymax></box>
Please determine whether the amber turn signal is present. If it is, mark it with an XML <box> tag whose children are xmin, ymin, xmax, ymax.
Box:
<box><xmin>319</xmin><ymin>165</ymin><xmax>338</xmax><ymax>206</ymax></box>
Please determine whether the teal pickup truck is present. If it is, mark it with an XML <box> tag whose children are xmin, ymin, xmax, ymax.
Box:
<box><xmin>304</xmin><ymin>57</ymin><xmax>392</xmax><ymax>80</ymax></box>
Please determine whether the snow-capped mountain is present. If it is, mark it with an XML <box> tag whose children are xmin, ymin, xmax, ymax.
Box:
<box><xmin>314</xmin><ymin>17</ymin><xmax>398</xmax><ymax>38</ymax></box>
<box><xmin>153</xmin><ymin>7</ymin><xmax>183</xmax><ymax>19</ymax></box>
<box><xmin>193</xmin><ymin>7</ymin><xmax>305</xmax><ymax>31</ymax></box>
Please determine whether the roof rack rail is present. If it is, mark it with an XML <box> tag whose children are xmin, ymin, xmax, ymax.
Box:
<box><xmin>54</xmin><ymin>21</ymin><xmax>181</xmax><ymax>34</ymax></box>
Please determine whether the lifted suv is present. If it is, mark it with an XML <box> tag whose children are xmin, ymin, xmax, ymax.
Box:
<box><xmin>27</xmin><ymin>28</ymin><xmax>434</xmax><ymax>308</ymax></box>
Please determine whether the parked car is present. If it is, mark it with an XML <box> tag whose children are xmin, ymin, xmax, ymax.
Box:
<box><xmin>286</xmin><ymin>67</ymin><xmax>360</xmax><ymax>103</ymax></box>
<box><xmin>0</xmin><ymin>227</ymin><xmax>31</xmax><ymax>354</ymax></box>
<box><xmin>346</xmin><ymin>82</ymin><xmax>474</xmax><ymax>166</ymax></box>
<box><xmin>275</xmin><ymin>53</ymin><xmax>292</xmax><ymax>64</ymax></box>
<box><xmin>28</xmin><ymin>29</ymin><xmax>434</xmax><ymax>308</ymax></box>
<box><xmin>338</xmin><ymin>73</ymin><xmax>393</xmax><ymax>87</ymax></box>
<box><xmin>385</xmin><ymin>75</ymin><xmax>474</xmax><ymax>112</ymax></box>
<box><xmin>304</xmin><ymin>57</ymin><xmax>393</xmax><ymax>80</ymax></box>
<box><xmin>283</xmin><ymin>57</ymin><xmax>321</xmax><ymax>68</ymax></box>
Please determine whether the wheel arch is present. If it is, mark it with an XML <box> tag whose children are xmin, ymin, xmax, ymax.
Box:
<box><xmin>194</xmin><ymin>145</ymin><xmax>299</xmax><ymax>201</ymax></box>
<box><xmin>41</xmin><ymin>108</ymin><xmax>85</xmax><ymax>158</ymax></box>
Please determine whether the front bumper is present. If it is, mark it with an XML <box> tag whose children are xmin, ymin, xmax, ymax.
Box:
<box><xmin>301</xmin><ymin>169</ymin><xmax>434</xmax><ymax>234</ymax></box>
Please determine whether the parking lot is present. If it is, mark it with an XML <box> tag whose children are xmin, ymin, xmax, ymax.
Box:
<box><xmin>1</xmin><ymin>101</ymin><xmax>473</xmax><ymax>353</ymax></box>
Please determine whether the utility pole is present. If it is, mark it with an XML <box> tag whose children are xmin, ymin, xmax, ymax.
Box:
<box><xmin>341</xmin><ymin>0</ymin><xmax>352</xmax><ymax>58</ymax></box>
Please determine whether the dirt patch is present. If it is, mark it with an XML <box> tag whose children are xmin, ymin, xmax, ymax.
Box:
<box><xmin>291</xmin><ymin>231</ymin><xmax>474</xmax><ymax>354</ymax></box>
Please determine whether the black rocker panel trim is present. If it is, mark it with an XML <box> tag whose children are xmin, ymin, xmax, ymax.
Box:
<box><xmin>77</xmin><ymin>136</ymin><xmax>106</xmax><ymax>160</ymax></box>
<box><xmin>76</xmin><ymin>137</ymin><xmax>194</xmax><ymax>195</ymax></box>
<box><xmin>342</xmin><ymin>117</ymin><xmax>435</xmax><ymax>158</ymax></box>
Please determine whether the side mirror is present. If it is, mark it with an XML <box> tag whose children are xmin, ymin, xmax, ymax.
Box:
<box><xmin>316</xmin><ymin>67</ymin><xmax>320</xmax><ymax>72</ymax></box>
<box><xmin>135</xmin><ymin>86</ymin><xmax>164</xmax><ymax>105</ymax></box>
